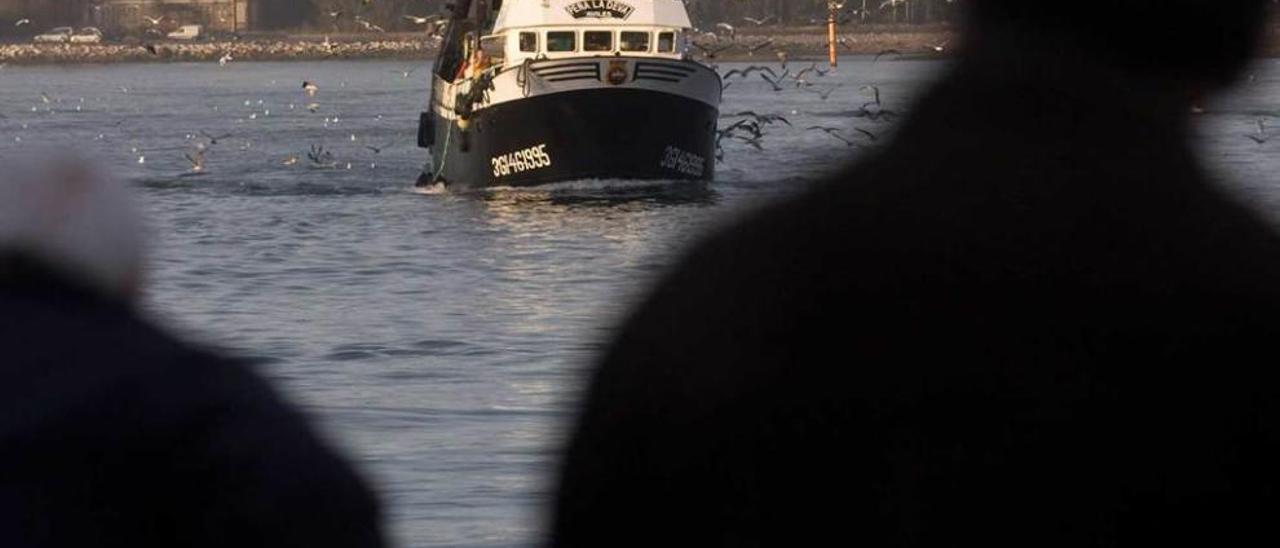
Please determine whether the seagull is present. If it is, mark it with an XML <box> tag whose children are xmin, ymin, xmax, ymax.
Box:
<box><xmin>718</xmin><ymin>119</ymin><xmax>764</xmax><ymax>141</ymax></box>
<box><xmin>142</xmin><ymin>16</ymin><xmax>165</xmax><ymax>26</ymax></box>
<box><xmin>305</xmin><ymin>102</ymin><xmax>321</xmax><ymax>112</ymax></box>
<box><xmin>859</xmin><ymin>84</ymin><xmax>882</xmax><ymax>106</ymax></box>
<box><xmin>715</xmin><ymin>22</ymin><xmax>736</xmax><ymax>40</ymax></box>
<box><xmin>794</xmin><ymin>63</ymin><xmax>830</xmax><ymax>80</ymax></box>
<box><xmin>802</xmin><ymin>84</ymin><xmax>844</xmax><ymax>100</ymax></box>
<box><xmin>691</xmin><ymin>41</ymin><xmax>734</xmax><ymax>59</ymax></box>
<box><xmin>1247</xmin><ymin>118</ymin><xmax>1270</xmax><ymax>144</ymax></box>
<box><xmin>184</xmin><ymin>148</ymin><xmax>205</xmax><ymax>173</ymax></box>
<box><xmin>354</xmin><ymin>18</ymin><xmax>385</xmax><ymax>32</ymax></box>
<box><xmin>808</xmin><ymin>126</ymin><xmax>856</xmax><ymax>146</ymax></box>
<box><xmin>745</xmin><ymin>39</ymin><xmax>775</xmax><ymax>56</ymax></box>
<box><xmin>218</xmin><ymin>52</ymin><xmax>233</xmax><ymax>66</ymax></box>
<box><xmin>928</xmin><ymin>40</ymin><xmax>949</xmax><ymax>53</ymax></box>
<box><xmin>760</xmin><ymin>70</ymin><xmax>790</xmax><ymax>92</ymax></box>
<box><xmin>729</xmin><ymin>111</ymin><xmax>791</xmax><ymax>126</ymax></box>
<box><xmin>302</xmin><ymin>81</ymin><xmax>319</xmax><ymax>96</ymax></box>
<box><xmin>721</xmin><ymin>65</ymin><xmax>779</xmax><ymax>80</ymax></box>
<box><xmin>365</xmin><ymin>139</ymin><xmax>399</xmax><ymax>154</ymax></box>
<box><xmin>732</xmin><ymin>134</ymin><xmax>764</xmax><ymax>151</ymax></box>
<box><xmin>308</xmin><ymin>145</ymin><xmax>337</xmax><ymax>167</ymax></box>
<box><xmin>281</xmin><ymin>155</ymin><xmax>300</xmax><ymax>166</ymax></box>
<box><xmin>393</xmin><ymin>68</ymin><xmax>417</xmax><ymax>79</ymax></box>
<box><xmin>873</xmin><ymin>49</ymin><xmax>903</xmax><ymax>63</ymax></box>
<box><xmin>199</xmin><ymin>131</ymin><xmax>232</xmax><ymax>145</ymax></box>
<box><xmin>743</xmin><ymin>15</ymin><xmax>775</xmax><ymax>26</ymax></box>
<box><xmin>15</xmin><ymin>19</ymin><xmax>30</xmax><ymax>27</ymax></box>
<box><xmin>403</xmin><ymin>14</ymin><xmax>442</xmax><ymax>25</ymax></box>
<box><xmin>852</xmin><ymin>127</ymin><xmax>878</xmax><ymax>141</ymax></box>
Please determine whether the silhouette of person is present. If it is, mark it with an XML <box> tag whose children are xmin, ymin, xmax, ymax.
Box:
<box><xmin>0</xmin><ymin>154</ymin><xmax>385</xmax><ymax>547</ymax></box>
<box><xmin>551</xmin><ymin>1</ymin><xmax>1280</xmax><ymax>546</ymax></box>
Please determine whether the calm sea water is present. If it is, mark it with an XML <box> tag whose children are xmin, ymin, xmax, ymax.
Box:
<box><xmin>2</xmin><ymin>58</ymin><xmax>1280</xmax><ymax>547</ymax></box>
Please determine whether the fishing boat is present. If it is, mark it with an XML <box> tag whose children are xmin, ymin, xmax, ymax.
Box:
<box><xmin>416</xmin><ymin>0</ymin><xmax>722</xmax><ymax>188</ymax></box>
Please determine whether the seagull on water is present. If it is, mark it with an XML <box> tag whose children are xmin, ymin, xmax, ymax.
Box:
<box><xmin>302</xmin><ymin>81</ymin><xmax>319</xmax><ymax>96</ymax></box>
<box><xmin>1248</xmin><ymin>118</ymin><xmax>1271</xmax><ymax>144</ymax></box>
<box><xmin>184</xmin><ymin>149</ymin><xmax>205</xmax><ymax>173</ymax></box>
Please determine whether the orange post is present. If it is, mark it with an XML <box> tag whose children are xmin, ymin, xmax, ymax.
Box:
<box><xmin>827</xmin><ymin>2</ymin><xmax>838</xmax><ymax>68</ymax></box>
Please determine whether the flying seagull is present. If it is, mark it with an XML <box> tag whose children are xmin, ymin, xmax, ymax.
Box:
<box><xmin>802</xmin><ymin>84</ymin><xmax>845</xmax><ymax>101</ymax></box>
<box><xmin>808</xmin><ymin>126</ymin><xmax>856</xmax><ymax>147</ymax></box>
<box><xmin>760</xmin><ymin>70</ymin><xmax>790</xmax><ymax>92</ymax></box>
<box><xmin>722</xmin><ymin>65</ymin><xmax>779</xmax><ymax>80</ymax></box>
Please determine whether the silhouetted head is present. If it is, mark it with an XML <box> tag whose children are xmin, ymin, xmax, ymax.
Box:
<box><xmin>0</xmin><ymin>153</ymin><xmax>146</xmax><ymax>300</ymax></box>
<box><xmin>967</xmin><ymin>0</ymin><xmax>1269</xmax><ymax>86</ymax></box>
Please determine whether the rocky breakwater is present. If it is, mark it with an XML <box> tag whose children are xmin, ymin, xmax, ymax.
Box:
<box><xmin>0</xmin><ymin>35</ymin><xmax>438</xmax><ymax>65</ymax></box>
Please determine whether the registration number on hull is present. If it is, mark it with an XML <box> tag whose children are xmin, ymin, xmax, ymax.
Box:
<box><xmin>659</xmin><ymin>146</ymin><xmax>706</xmax><ymax>177</ymax></box>
<box><xmin>492</xmin><ymin>144</ymin><xmax>552</xmax><ymax>178</ymax></box>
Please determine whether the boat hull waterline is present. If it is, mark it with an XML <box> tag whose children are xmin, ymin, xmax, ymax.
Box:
<box><xmin>422</xmin><ymin>86</ymin><xmax>718</xmax><ymax>188</ymax></box>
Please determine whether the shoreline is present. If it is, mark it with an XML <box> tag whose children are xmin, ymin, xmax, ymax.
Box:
<box><xmin>0</xmin><ymin>27</ymin><xmax>953</xmax><ymax>65</ymax></box>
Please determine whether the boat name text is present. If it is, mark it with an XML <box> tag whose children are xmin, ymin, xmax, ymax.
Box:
<box><xmin>565</xmin><ymin>0</ymin><xmax>636</xmax><ymax>20</ymax></box>
<box><xmin>660</xmin><ymin>146</ymin><xmax>705</xmax><ymax>177</ymax></box>
<box><xmin>492</xmin><ymin>144</ymin><xmax>552</xmax><ymax>178</ymax></box>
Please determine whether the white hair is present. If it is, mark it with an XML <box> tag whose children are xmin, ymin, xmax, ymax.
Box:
<box><xmin>0</xmin><ymin>152</ymin><xmax>146</xmax><ymax>299</ymax></box>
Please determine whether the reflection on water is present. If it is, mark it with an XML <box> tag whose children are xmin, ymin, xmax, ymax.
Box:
<box><xmin>477</xmin><ymin>179</ymin><xmax>719</xmax><ymax>208</ymax></box>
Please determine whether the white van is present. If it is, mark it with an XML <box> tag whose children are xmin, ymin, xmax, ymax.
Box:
<box><xmin>33</xmin><ymin>27</ymin><xmax>73</xmax><ymax>43</ymax></box>
<box><xmin>167</xmin><ymin>25</ymin><xmax>201</xmax><ymax>40</ymax></box>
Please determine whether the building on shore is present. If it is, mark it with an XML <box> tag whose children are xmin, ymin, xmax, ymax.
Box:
<box><xmin>94</xmin><ymin>1</ymin><xmax>252</xmax><ymax>34</ymax></box>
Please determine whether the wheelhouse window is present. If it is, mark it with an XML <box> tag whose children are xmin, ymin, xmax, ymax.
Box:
<box><xmin>584</xmin><ymin>31</ymin><xmax>613</xmax><ymax>52</ymax></box>
<box><xmin>657</xmin><ymin>31</ymin><xmax>676</xmax><ymax>53</ymax></box>
<box><xmin>519</xmin><ymin>32</ymin><xmax>538</xmax><ymax>52</ymax></box>
<box><xmin>547</xmin><ymin>31</ymin><xmax>576</xmax><ymax>52</ymax></box>
<box><xmin>620</xmin><ymin>31</ymin><xmax>651</xmax><ymax>52</ymax></box>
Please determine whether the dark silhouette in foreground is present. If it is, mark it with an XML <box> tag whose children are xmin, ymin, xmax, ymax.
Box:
<box><xmin>0</xmin><ymin>159</ymin><xmax>384</xmax><ymax>547</ymax></box>
<box><xmin>552</xmin><ymin>1</ymin><xmax>1280</xmax><ymax>545</ymax></box>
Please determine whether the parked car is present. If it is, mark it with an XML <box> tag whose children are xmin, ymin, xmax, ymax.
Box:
<box><xmin>166</xmin><ymin>25</ymin><xmax>201</xmax><ymax>40</ymax></box>
<box><xmin>33</xmin><ymin>27</ymin><xmax>74</xmax><ymax>43</ymax></box>
<box><xmin>69</xmin><ymin>27</ymin><xmax>103</xmax><ymax>44</ymax></box>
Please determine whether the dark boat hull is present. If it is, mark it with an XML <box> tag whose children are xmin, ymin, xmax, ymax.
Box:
<box><xmin>421</xmin><ymin>87</ymin><xmax>718</xmax><ymax>189</ymax></box>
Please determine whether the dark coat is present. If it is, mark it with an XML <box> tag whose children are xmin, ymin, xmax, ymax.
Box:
<box><xmin>551</xmin><ymin>42</ymin><xmax>1280</xmax><ymax>546</ymax></box>
<box><xmin>0</xmin><ymin>256</ymin><xmax>384</xmax><ymax>548</ymax></box>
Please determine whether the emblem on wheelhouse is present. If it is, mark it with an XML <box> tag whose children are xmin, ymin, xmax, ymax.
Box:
<box><xmin>416</xmin><ymin>0</ymin><xmax>722</xmax><ymax>188</ymax></box>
